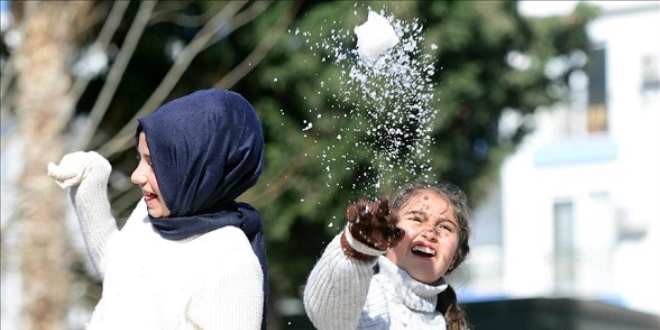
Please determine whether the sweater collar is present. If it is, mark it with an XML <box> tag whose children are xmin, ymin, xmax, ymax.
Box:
<box><xmin>375</xmin><ymin>256</ymin><xmax>448</xmax><ymax>312</ymax></box>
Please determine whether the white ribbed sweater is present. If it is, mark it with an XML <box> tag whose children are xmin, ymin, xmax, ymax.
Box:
<box><xmin>50</xmin><ymin>151</ymin><xmax>264</xmax><ymax>329</ymax></box>
<box><xmin>72</xmin><ymin>197</ymin><xmax>264</xmax><ymax>330</ymax></box>
<box><xmin>304</xmin><ymin>233</ymin><xmax>448</xmax><ymax>330</ymax></box>
<box><xmin>85</xmin><ymin>201</ymin><xmax>263</xmax><ymax>329</ymax></box>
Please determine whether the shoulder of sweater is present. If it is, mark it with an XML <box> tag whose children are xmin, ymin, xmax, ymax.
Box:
<box><xmin>197</xmin><ymin>227</ymin><xmax>262</xmax><ymax>273</ymax></box>
<box><xmin>199</xmin><ymin>225</ymin><xmax>248</xmax><ymax>240</ymax></box>
<box><xmin>119</xmin><ymin>210</ymin><xmax>252</xmax><ymax>251</ymax></box>
<box><xmin>194</xmin><ymin>226</ymin><xmax>254</xmax><ymax>251</ymax></box>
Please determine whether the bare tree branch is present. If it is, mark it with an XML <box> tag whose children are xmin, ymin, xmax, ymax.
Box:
<box><xmin>242</xmin><ymin>140</ymin><xmax>311</xmax><ymax>208</ymax></box>
<box><xmin>110</xmin><ymin>187</ymin><xmax>142</xmax><ymax>222</ymax></box>
<box><xmin>147</xmin><ymin>0</ymin><xmax>268</xmax><ymax>29</ymax></box>
<box><xmin>149</xmin><ymin>1</ymin><xmax>211</xmax><ymax>28</ymax></box>
<box><xmin>67</xmin><ymin>0</ymin><xmax>130</xmax><ymax>107</ymax></box>
<box><xmin>96</xmin><ymin>0</ymin><xmax>251</xmax><ymax>158</ymax></box>
<box><xmin>73</xmin><ymin>0</ymin><xmax>157</xmax><ymax>152</ymax></box>
<box><xmin>214</xmin><ymin>1</ymin><xmax>302</xmax><ymax>89</ymax></box>
<box><xmin>204</xmin><ymin>0</ymin><xmax>273</xmax><ymax>46</ymax></box>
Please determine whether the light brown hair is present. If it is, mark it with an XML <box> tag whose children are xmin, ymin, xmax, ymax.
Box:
<box><xmin>391</xmin><ymin>181</ymin><xmax>471</xmax><ymax>330</ymax></box>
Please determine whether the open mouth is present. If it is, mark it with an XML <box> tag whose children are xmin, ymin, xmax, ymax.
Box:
<box><xmin>144</xmin><ymin>193</ymin><xmax>158</xmax><ymax>202</ymax></box>
<box><xmin>411</xmin><ymin>245</ymin><xmax>436</xmax><ymax>258</ymax></box>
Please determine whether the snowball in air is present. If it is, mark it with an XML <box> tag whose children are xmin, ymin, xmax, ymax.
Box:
<box><xmin>354</xmin><ymin>11</ymin><xmax>399</xmax><ymax>64</ymax></box>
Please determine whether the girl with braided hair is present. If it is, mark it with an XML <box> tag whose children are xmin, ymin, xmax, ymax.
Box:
<box><xmin>304</xmin><ymin>181</ymin><xmax>471</xmax><ymax>329</ymax></box>
<box><xmin>48</xmin><ymin>89</ymin><xmax>267</xmax><ymax>330</ymax></box>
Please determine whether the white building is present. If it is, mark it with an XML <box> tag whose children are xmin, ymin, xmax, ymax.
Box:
<box><xmin>461</xmin><ymin>1</ymin><xmax>660</xmax><ymax>317</ymax></box>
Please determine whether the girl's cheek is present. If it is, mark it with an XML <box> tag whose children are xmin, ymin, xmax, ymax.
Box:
<box><xmin>444</xmin><ymin>237</ymin><xmax>460</xmax><ymax>256</ymax></box>
<box><xmin>402</xmin><ymin>226</ymin><xmax>419</xmax><ymax>240</ymax></box>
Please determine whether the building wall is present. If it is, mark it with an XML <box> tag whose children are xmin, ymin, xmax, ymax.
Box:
<box><xmin>465</xmin><ymin>1</ymin><xmax>660</xmax><ymax>316</ymax></box>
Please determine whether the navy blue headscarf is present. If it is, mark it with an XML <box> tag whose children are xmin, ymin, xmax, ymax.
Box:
<box><xmin>136</xmin><ymin>89</ymin><xmax>268</xmax><ymax>329</ymax></box>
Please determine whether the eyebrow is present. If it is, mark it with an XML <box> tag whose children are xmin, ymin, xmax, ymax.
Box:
<box><xmin>404</xmin><ymin>210</ymin><xmax>428</xmax><ymax>218</ymax></box>
<box><xmin>439</xmin><ymin>218</ymin><xmax>458</xmax><ymax>230</ymax></box>
<box><xmin>405</xmin><ymin>210</ymin><xmax>458</xmax><ymax>228</ymax></box>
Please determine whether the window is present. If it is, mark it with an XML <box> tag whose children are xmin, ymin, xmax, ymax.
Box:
<box><xmin>553</xmin><ymin>200</ymin><xmax>575</xmax><ymax>295</ymax></box>
<box><xmin>587</xmin><ymin>47</ymin><xmax>608</xmax><ymax>133</ymax></box>
<box><xmin>554</xmin><ymin>46</ymin><xmax>609</xmax><ymax>138</ymax></box>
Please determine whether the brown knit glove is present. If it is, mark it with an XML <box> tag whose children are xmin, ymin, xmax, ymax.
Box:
<box><xmin>340</xmin><ymin>197</ymin><xmax>404</xmax><ymax>261</ymax></box>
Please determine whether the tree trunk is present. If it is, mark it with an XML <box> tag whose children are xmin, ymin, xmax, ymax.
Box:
<box><xmin>14</xmin><ymin>2</ymin><xmax>92</xmax><ymax>329</ymax></box>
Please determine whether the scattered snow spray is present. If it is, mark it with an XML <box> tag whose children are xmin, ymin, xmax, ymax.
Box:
<box><xmin>302</xmin><ymin>7</ymin><xmax>439</xmax><ymax>198</ymax></box>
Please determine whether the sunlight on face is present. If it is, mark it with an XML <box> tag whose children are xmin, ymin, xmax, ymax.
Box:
<box><xmin>130</xmin><ymin>132</ymin><xmax>170</xmax><ymax>218</ymax></box>
<box><xmin>386</xmin><ymin>189</ymin><xmax>459</xmax><ymax>284</ymax></box>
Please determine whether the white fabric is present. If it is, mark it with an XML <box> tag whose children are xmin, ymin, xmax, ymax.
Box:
<box><xmin>304</xmin><ymin>232</ymin><xmax>448</xmax><ymax>330</ymax></box>
<box><xmin>48</xmin><ymin>151</ymin><xmax>117</xmax><ymax>278</ymax></box>
<box><xmin>345</xmin><ymin>224</ymin><xmax>387</xmax><ymax>256</ymax></box>
<box><xmin>88</xmin><ymin>202</ymin><xmax>264</xmax><ymax>330</ymax></box>
<box><xmin>48</xmin><ymin>151</ymin><xmax>264</xmax><ymax>330</ymax></box>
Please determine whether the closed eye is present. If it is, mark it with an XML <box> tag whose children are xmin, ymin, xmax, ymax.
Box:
<box><xmin>403</xmin><ymin>211</ymin><xmax>425</xmax><ymax>223</ymax></box>
<box><xmin>437</xmin><ymin>224</ymin><xmax>453</xmax><ymax>232</ymax></box>
<box><xmin>436</xmin><ymin>219</ymin><xmax>458</xmax><ymax>233</ymax></box>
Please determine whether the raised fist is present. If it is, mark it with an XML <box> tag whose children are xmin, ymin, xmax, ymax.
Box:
<box><xmin>341</xmin><ymin>197</ymin><xmax>404</xmax><ymax>260</ymax></box>
<box><xmin>47</xmin><ymin>151</ymin><xmax>111</xmax><ymax>189</ymax></box>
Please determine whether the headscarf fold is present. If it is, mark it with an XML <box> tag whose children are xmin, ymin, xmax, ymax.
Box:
<box><xmin>136</xmin><ymin>89</ymin><xmax>268</xmax><ymax>329</ymax></box>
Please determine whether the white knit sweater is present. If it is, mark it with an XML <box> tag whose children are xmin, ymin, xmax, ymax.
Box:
<box><xmin>85</xmin><ymin>200</ymin><xmax>264</xmax><ymax>330</ymax></box>
<box><xmin>50</xmin><ymin>151</ymin><xmax>263</xmax><ymax>330</ymax></box>
<box><xmin>304</xmin><ymin>233</ymin><xmax>448</xmax><ymax>330</ymax></box>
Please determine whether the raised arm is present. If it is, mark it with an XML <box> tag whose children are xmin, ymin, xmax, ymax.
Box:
<box><xmin>47</xmin><ymin>151</ymin><xmax>119</xmax><ymax>278</ymax></box>
<box><xmin>303</xmin><ymin>233</ymin><xmax>377</xmax><ymax>330</ymax></box>
<box><xmin>303</xmin><ymin>198</ymin><xmax>403</xmax><ymax>330</ymax></box>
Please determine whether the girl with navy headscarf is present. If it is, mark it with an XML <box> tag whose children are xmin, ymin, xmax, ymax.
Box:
<box><xmin>48</xmin><ymin>89</ymin><xmax>268</xmax><ymax>330</ymax></box>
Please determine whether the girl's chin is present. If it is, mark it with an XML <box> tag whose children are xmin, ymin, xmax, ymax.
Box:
<box><xmin>414</xmin><ymin>276</ymin><xmax>439</xmax><ymax>285</ymax></box>
<box><xmin>408</xmin><ymin>269</ymin><xmax>444</xmax><ymax>285</ymax></box>
<box><xmin>148</xmin><ymin>209</ymin><xmax>171</xmax><ymax>218</ymax></box>
<box><xmin>147</xmin><ymin>209</ymin><xmax>164</xmax><ymax>218</ymax></box>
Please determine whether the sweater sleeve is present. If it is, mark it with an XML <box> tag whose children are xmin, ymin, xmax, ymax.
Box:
<box><xmin>187</xmin><ymin>227</ymin><xmax>264</xmax><ymax>330</ymax></box>
<box><xmin>48</xmin><ymin>151</ymin><xmax>119</xmax><ymax>279</ymax></box>
<box><xmin>303</xmin><ymin>231</ymin><xmax>378</xmax><ymax>330</ymax></box>
<box><xmin>68</xmin><ymin>179</ymin><xmax>120</xmax><ymax>279</ymax></box>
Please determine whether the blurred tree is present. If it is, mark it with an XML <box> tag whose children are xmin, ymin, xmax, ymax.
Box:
<box><xmin>0</xmin><ymin>0</ymin><xmax>598</xmax><ymax>329</ymax></box>
<box><xmin>241</xmin><ymin>1</ymin><xmax>599</xmax><ymax>314</ymax></box>
<box><xmin>4</xmin><ymin>2</ymin><xmax>94</xmax><ymax>329</ymax></box>
<box><xmin>2</xmin><ymin>1</ymin><xmax>301</xmax><ymax>328</ymax></box>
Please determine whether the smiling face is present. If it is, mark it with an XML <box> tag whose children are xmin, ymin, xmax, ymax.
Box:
<box><xmin>385</xmin><ymin>189</ymin><xmax>459</xmax><ymax>284</ymax></box>
<box><xmin>131</xmin><ymin>132</ymin><xmax>170</xmax><ymax>218</ymax></box>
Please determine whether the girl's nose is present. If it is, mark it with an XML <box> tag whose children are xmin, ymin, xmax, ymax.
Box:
<box><xmin>421</xmin><ymin>224</ymin><xmax>439</xmax><ymax>242</ymax></box>
<box><xmin>130</xmin><ymin>168</ymin><xmax>147</xmax><ymax>186</ymax></box>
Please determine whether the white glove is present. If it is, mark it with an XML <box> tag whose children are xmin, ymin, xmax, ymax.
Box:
<box><xmin>48</xmin><ymin>151</ymin><xmax>111</xmax><ymax>189</ymax></box>
<box><xmin>48</xmin><ymin>151</ymin><xmax>117</xmax><ymax>278</ymax></box>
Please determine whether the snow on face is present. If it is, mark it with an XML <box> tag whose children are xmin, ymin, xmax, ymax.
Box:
<box><xmin>354</xmin><ymin>11</ymin><xmax>400</xmax><ymax>64</ymax></box>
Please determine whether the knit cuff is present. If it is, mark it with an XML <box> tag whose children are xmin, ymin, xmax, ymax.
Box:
<box><xmin>340</xmin><ymin>225</ymin><xmax>386</xmax><ymax>261</ymax></box>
